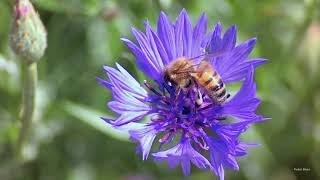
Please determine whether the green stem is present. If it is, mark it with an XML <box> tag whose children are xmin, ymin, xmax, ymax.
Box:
<box><xmin>16</xmin><ymin>62</ymin><xmax>37</xmax><ymax>157</ymax></box>
<box><xmin>288</xmin><ymin>0</ymin><xmax>317</xmax><ymax>53</ymax></box>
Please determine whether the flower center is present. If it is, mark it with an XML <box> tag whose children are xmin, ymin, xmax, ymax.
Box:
<box><xmin>144</xmin><ymin>80</ymin><xmax>221</xmax><ymax>150</ymax></box>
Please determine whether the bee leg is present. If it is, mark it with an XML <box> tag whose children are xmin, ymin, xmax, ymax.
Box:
<box><xmin>175</xmin><ymin>87</ymin><xmax>182</xmax><ymax>96</ymax></box>
<box><xmin>226</xmin><ymin>93</ymin><xmax>231</xmax><ymax>99</ymax></box>
<box><xmin>192</xmin><ymin>80</ymin><xmax>202</xmax><ymax>108</ymax></box>
<box><xmin>195</xmin><ymin>89</ymin><xmax>203</xmax><ymax>108</ymax></box>
<box><xmin>215</xmin><ymin>116</ymin><xmax>226</xmax><ymax>121</ymax></box>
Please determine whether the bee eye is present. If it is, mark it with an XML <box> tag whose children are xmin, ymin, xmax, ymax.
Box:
<box><xmin>164</xmin><ymin>74</ymin><xmax>173</xmax><ymax>87</ymax></box>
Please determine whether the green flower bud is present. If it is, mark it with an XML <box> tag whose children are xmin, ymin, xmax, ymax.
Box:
<box><xmin>10</xmin><ymin>0</ymin><xmax>47</xmax><ymax>63</ymax></box>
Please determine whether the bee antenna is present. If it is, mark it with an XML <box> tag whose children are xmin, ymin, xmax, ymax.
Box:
<box><xmin>189</xmin><ymin>51</ymin><xmax>225</xmax><ymax>61</ymax></box>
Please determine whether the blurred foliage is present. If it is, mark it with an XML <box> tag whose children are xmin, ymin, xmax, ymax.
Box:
<box><xmin>0</xmin><ymin>0</ymin><xmax>320</xmax><ymax>180</ymax></box>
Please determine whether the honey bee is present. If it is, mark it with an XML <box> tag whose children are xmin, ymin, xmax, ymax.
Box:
<box><xmin>163</xmin><ymin>54</ymin><xmax>230</xmax><ymax>105</ymax></box>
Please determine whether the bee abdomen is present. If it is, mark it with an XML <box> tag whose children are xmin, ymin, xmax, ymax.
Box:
<box><xmin>217</xmin><ymin>88</ymin><xmax>226</xmax><ymax>98</ymax></box>
<box><xmin>201</xmin><ymin>71</ymin><xmax>228</xmax><ymax>104</ymax></box>
<box><xmin>197</xmin><ymin>70</ymin><xmax>217</xmax><ymax>87</ymax></box>
<box><xmin>191</xmin><ymin>62</ymin><xmax>229</xmax><ymax>104</ymax></box>
<box><xmin>208</xmin><ymin>78</ymin><xmax>223</xmax><ymax>91</ymax></box>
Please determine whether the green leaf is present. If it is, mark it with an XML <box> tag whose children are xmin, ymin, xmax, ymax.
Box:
<box><xmin>63</xmin><ymin>101</ymin><xmax>130</xmax><ymax>142</ymax></box>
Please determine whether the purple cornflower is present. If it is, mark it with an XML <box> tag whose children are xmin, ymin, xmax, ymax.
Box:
<box><xmin>98</xmin><ymin>9</ymin><xmax>268</xmax><ymax>180</ymax></box>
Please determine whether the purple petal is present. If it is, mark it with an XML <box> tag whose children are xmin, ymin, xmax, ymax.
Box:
<box><xmin>113</xmin><ymin>122</ymin><xmax>145</xmax><ymax>131</ymax></box>
<box><xmin>100</xmin><ymin>65</ymin><xmax>152</xmax><ymax>125</ymax></box>
<box><xmin>129</xmin><ymin>124</ymin><xmax>158</xmax><ymax>160</ymax></box>
<box><xmin>235</xmin><ymin>141</ymin><xmax>261</xmax><ymax>157</ymax></box>
<box><xmin>208</xmin><ymin>137</ymin><xmax>226</xmax><ymax>180</ymax></box>
<box><xmin>144</xmin><ymin>21</ymin><xmax>165</xmax><ymax>70</ymax></box>
<box><xmin>121</xmin><ymin>38</ymin><xmax>159</xmax><ymax>80</ymax></box>
<box><xmin>221</xmin><ymin>66</ymin><xmax>261</xmax><ymax>121</ymax></box>
<box><xmin>157</xmin><ymin>11</ymin><xmax>176</xmax><ymax>61</ymax></box>
<box><xmin>116</xmin><ymin>63</ymin><xmax>147</xmax><ymax>95</ymax></box>
<box><xmin>182</xmin><ymin>156</ymin><xmax>191</xmax><ymax>176</ymax></box>
<box><xmin>175</xmin><ymin>9</ymin><xmax>188</xmax><ymax>58</ymax></box>
<box><xmin>209</xmin><ymin>23</ymin><xmax>223</xmax><ymax>53</ymax></box>
<box><xmin>108</xmin><ymin>101</ymin><xmax>150</xmax><ymax>114</ymax></box>
<box><xmin>180</xmin><ymin>9</ymin><xmax>193</xmax><ymax>57</ymax></box>
<box><xmin>131</xmin><ymin>28</ymin><xmax>163</xmax><ymax>74</ymax></box>
<box><xmin>212</xmin><ymin>120</ymin><xmax>254</xmax><ymax>147</ymax></box>
<box><xmin>146</xmin><ymin>22</ymin><xmax>170</xmax><ymax>65</ymax></box>
<box><xmin>217</xmin><ymin>164</ymin><xmax>225</xmax><ymax>180</ymax></box>
<box><xmin>103</xmin><ymin>64</ymin><xmax>147</xmax><ymax>99</ymax></box>
<box><xmin>222</xmin><ymin>25</ymin><xmax>237</xmax><ymax>51</ymax></box>
<box><xmin>168</xmin><ymin>158</ymin><xmax>181</xmax><ymax>169</ymax></box>
<box><xmin>201</xmin><ymin>28</ymin><xmax>212</xmax><ymax>49</ymax></box>
<box><xmin>214</xmin><ymin>38</ymin><xmax>257</xmax><ymax>80</ymax></box>
<box><xmin>208</xmin><ymin>137</ymin><xmax>240</xmax><ymax>180</ymax></box>
<box><xmin>96</xmin><ymin>77</ymin><xmax>112</xmax><ymax>89</ymax></box>
<box><xmin>225</xmin><ymin>155</ymin><xmax>239</xmax><ymax>170</ymax></box>
<box><xmin>109</xmin><ymin>110</ymin><xmax>151</xmax><ymax>126</ymax></box>
<box><xmin>192</xmin><ymin>13</ymin><xmax>207</xmax><ymax>57</ymax></box>
<box><xmin>111</xmin><ymin>87</ymin><xmax>146</xmax><ymax>106</ymax></box>
<box><xmin>223</xmin><ymin>58</ymin><xmax>267</xmax><ymax>83</ymax></box>
<box><xmin>152</xmin><ymin>139</ymin><xmax>211</xmax><ymax>176</ymax></box>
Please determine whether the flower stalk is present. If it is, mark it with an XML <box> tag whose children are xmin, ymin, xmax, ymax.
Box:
<box><xmin>16</xmin><ymin>62</ymin><xmax>37</xmax><ymax>155</ymax></box>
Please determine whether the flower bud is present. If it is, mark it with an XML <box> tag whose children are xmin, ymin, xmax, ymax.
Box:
<box><xmin>10</xmin><ymin>0</ymin><xmax>47</xmax><ymax>63</ymax></box>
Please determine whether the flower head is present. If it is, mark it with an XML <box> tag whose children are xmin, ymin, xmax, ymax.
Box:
<box><xmin>10</xmin><ymin>0</ymin><xmax>47</xmax><ymax>62</ymax></box>
<box><xmin>99</xmin><ymin>9</ymin><xmax>268</xmax><ymax>180</ymax></box>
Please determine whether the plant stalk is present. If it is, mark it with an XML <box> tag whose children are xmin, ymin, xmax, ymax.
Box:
<box><xmin>16</xmin><ymin>62</ymin><xmax>37</xmax><ymax>156</ymax></box>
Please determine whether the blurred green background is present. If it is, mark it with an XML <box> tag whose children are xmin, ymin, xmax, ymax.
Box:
<box><xmin>0</xmin><ymin>0</ymin><xmax>320</xmax><ymax>179</ymax></box>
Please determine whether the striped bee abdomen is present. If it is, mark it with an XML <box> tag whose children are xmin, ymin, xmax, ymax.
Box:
<box><xmin>193</xmin><ymin>62</ymin><xmax>229</xmax><ymax>104</ymax></box>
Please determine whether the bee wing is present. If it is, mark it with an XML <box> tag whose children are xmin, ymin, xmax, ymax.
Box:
<box><xmin>189</xmin><ymin>51</ymin><xmax>225</xmax><ymax>62</ymax></box>
<box><xmin>172</xmin><ymin>63</ymin><xmax>199</xmax><ymax>74</ymax></box>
